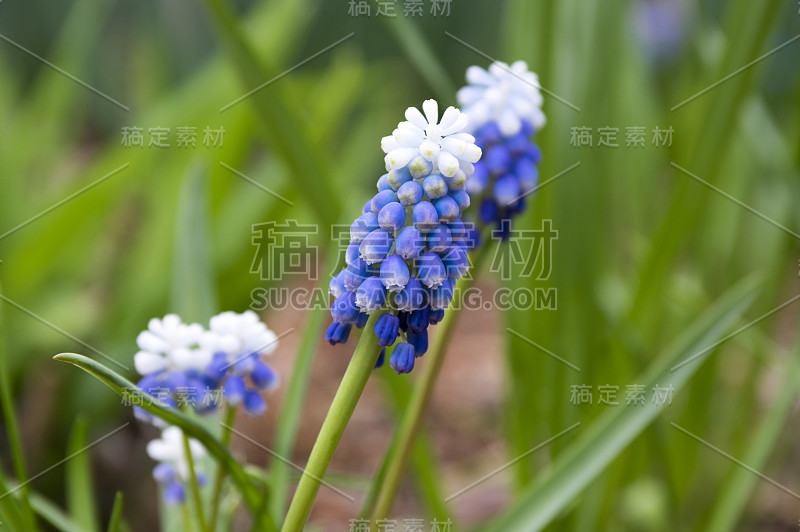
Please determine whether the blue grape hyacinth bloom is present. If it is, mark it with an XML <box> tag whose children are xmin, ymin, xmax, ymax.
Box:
<box><xmin>326</xmin><ymin>99</ymin><xmax>482</xmax><ymax>374</ymax></box>
<box><xmin>457</xmin><ymin>60</ymin><xmax>546</xmax><ymax>241</ymax></box>
<box><xmin>147</xmin><ymin>426</ymin><xmax>207</xmax><ymax>505</ymax></box>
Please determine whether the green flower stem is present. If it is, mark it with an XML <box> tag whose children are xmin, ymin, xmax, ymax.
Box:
<box><xmin>0</xmin><ymin>284</ymin><xmax>38</xmax><ymax>532</ymax></box>
<box><xmin>366</xmin><ymin>246</ymin><xmax>491</xmax><ymax>524</ymax></box>
<box><xmin>281</xmin><ymin>310</ymin><xmax>386</xmax><ymax>531</ymax></box>
<box><xmin>181</xmin><ymin>500</ymin><xmax>196</xmax><ymax>532</ymax></box>
<box><xmin>208</xmin><ymin>405</ymin><xmax>237</xmax><ymax>531</ymax></box>
<box><xmin>183</xmin><ymin>430</ymin><xmax>209</xmax><ymax>532</ymax></box>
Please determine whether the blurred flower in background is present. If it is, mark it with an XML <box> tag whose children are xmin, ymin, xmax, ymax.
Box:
<box><xmin>457</xmin><ymin>61</ymin><xmax>546</xmax><ymax>240</ymax></box>
<box><xmin>632</xmin><ymin>0</ymin><xmax>692</xmax><ymax>64</ymax></box>
<box><xmin>146</xmin><ymin>426</ymin><xmax>207</xmax><ymax>505</ymax></box>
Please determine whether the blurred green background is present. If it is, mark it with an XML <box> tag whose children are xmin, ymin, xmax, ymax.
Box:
<box><xmin>0</xmin><ymin>0</ymin><xmax>799</xmax><ymax>530</ymax></box>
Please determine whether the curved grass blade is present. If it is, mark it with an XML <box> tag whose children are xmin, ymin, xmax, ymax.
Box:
<box><xmin>66</xmin><ymin>416</ymin><xmax>100</xmax><ymax>532</ymax></box>
<box><xmin>486</xmin><ymin>275</ymin><xmax>760</xmax><ymax>532</ymax></box>
<box><xmin>51</xmin><ymin>353</ymin><xmax>276</xmax><ymax>531</ymax></box>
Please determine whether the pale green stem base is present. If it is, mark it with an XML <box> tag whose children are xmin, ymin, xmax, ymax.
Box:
<box><xmin>281</xmin><ymin>310</ymin><xmax>385</xmax><ymax>531</ymax></box>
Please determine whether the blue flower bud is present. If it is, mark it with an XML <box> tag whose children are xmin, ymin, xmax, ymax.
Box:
<box><xmin>426</xmin><ymin>224</ymin><xmax>452</xmax><ymax>253</ymax></box>
<box><xmin>494</xmin><ymin>174</ymin><xmax>521</xmax><ymax>206</ymax></box>
<box><xmin>428</xmin><ymin>281</ymin><xmax>454</xmax><ymax>311</ymax></box>
<box><xmin>477</xmin><ymin>121</ymin><xmax>501</xmax><ymax>145</ymax></box>
<box><xmin>355</xmin><ymin>276</ymin><xmax>387</xmax><ymax>311</ymax></box>
<box><xmin>525</xmin><ymin>143</ymin><xmax>542</xmax><ymax>164</ymax></box>
<box><xmin>163</xmin><ymin>481</ymin><xmax>186</xmax><ymax>505</ymax></box>
<box><xmin>397</xmin><ymin>180</ymin><xmax>423</xmax><ymax>206</ymax></box>
<box><xmin>251</xmin><ymin>361</ymin><xmax>279</xmax><ymax>390</ymax></box>
<box><xmin>408</xmin><ymin>307</ymin><xmax>430</xmax><ymax>333</ymax></box>
<box><xmin>428</xmin><ymin>308</ymin><xmax>445</xmax><ymax>324</ymax></box>
<box><xmin>374</xmin><ymin>313</ymin><xmax>400</xmax><ymax>347</ymax></box>
<box><xmin>243</xmin><ymin>389</ymin><xmax>266</xmax><ymax>416</ymax></box>
<box><xmin>378</xmin><ymin>202</ymin><xmax>406</xmax><ymax>232</ymax></box>
<box><xmin>444</xmin><ymin>169</ymin><xmax>467</xmax><ymax>191</ymax></box>
<box><xmin>521</xmin><ymin>120</ymin><xmax>535</xmax><ymax>137</ymax></box>
<box><xmin>395</xmin><ymin>226</ymin><xmax>424</xmax><ymax>259</ymax></box>
<box><xmin>329</xmin><ymin>271</ymin><xmax>347</xmax><ymax>298</ymax></box>
<box><xmin>371</xmin><ymin>190</ymin><xmax>399</xmax><ymax>214</ymax></box>
<box><xmin>408</xmin><ymin>155</ymin><xmax>433</xmax><ymax>178</ymax></box>
<box><xmin>387</xmin><ymin>167</ymin><xmax>412</xmax><ymax>189</ymax></box>
<box><xmin>375</xmin><ymin>347</ymin><xmax>386</xmax><ymax>369</ymax></box>
<box><xmin>345</xmin><ymin>242</ymin><xmax>361</xmax><ymax>265</ymax></box>
<box><xmin>343</xmin><ymin>257</ymin><xmax>369</xmax><ymax>291</ymax></box>
<box><xmin>394</xmin><ymin>277</ymin><xmax>425</xmax><ymax>312</ymax></box>
<box><xmin>362</xmin><ymin>200</ymin><xmax>373</xmax><ymax>214</ymax></box>
<box><xmin>165</xmin><ymin>371</ymin><xmax>188</xmax><ymax>393</ymax></box>
<box><xmin>380</xmin><ymin>254</ymin><xmax>410</xmax><ymax>292</ymax></box>
<box><xmin>325</xmin><ymin>321</ymin><xmax>352</xmax><ymax>345</ymax></box>
<box><xmin>442</xmin><ymin>246</ymin><xmax>469</xmax><ymax>278</ymax></box>
<box><xmin>515</xmin><ymin>157</ymin><xmax>539</xmax><ymax>193</ymax></box>
<box><xmin>350</xmin><ymin>212</ymin><xmax>379</xmax><ymax>242</ymax></box>
<box><xmin>448</xmin><ymin>219</ymin><xmax>466</xmax><ymax>241</ymax></box>
<box><xmin>433</xmin><ymin>196</ymin><xmax>460</xmax><ymax>223</ymax></box>
<box><xmin>359</xmin><ymin>229</ymin><xmax>393</xmax><ymax>265</ymax></box>
<box><xmin>412</xmin><ymin>201</ymin><xmax>439</xmax><ymax>232</ymax></box>
<box><xmin>418</xmin><ymin>252</ymin><xmax>447</xmax><ymax>288</ymax></box>
<box><xmin>506</xmin><ymin>131</ymin><xmax>531</xmax><ymax>154</ymax></box>
<box><xmin>153</xmin><ymin>463</ymin><xmax>176</xmax><ymax>485</ymax></box>
<box><xmin>449</xmin><ymin>190</ymin><xmax>470</xmax><ymax>212</ymax></box>
<box><xmin>408</xmin><ymin>329</ymin><xmax>429</xmax><ymax>357</ymax></box>
<box><xmin>332</xmin><ymin>291</ymin><xmax>360</xmax><ymax>323</ymax></box>
<box><xmin>479</xmin><ymin>198</ymin><xmax>499</xmax><ymax>224</ymax></box>
<box><xmin>224</xmin><ymin>374</ymin><xmax>246</xmax><ymax>405</ymax></box>
<box><xmin>389</xmin><ymin>343</ymin><xmax>416</xmax><ymax>374</ymax></box>
<box><xmin>377</xmin><ymin>173</ymin><xmax>393</xmax><ymax>191</ymax></box>
<box><xmin>422</xmin><ymin>174</ymin><xmax>447</xmax><ymax>199</ymax></box>
<box><xmin>486</xmin><ymin>144</ymin><xmax>512</xmax><ymax>174</ymax></box>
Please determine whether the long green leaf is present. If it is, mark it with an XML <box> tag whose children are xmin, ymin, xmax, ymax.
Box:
<box><xmin>486</xmin><ymin>275</ymin><xmax>760</xmax><ymax>532</ymax></box>
<box><xmin>172</xmin><ymin>163</ymin><xmax>217</xmax><ymax>323</ymax></box>
<box><xmin>705</xmin><ymin>349</ymin><xmax>800</xmax><ymax>532</ymax></box>
<box><xmin>66</xmin><ymin>416</ymin><xmax>100</xmax><ymax>532</ymax></box>
<box><xmin>51</xmin><ymin>353</ymin><xmax>276</xmax><ymax>531</ymax></box>
<box><xmin>106</xmin><ymin>492</ymin><xmax>124</xmax><ymax>532</ymax></box>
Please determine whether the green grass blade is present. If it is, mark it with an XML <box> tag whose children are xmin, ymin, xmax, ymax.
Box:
<box><xmin>486</xmin><ymin>275</ymin><xmax>760</xmax><ymax>532</ymax></box>
<box><xmin>201</xmin><ymin>0</ymin><xmax>341</xmax><ymax>232</ymax></box>
<box><xmin>26</xmin><ymin>490</ymin><xmax>84</xmax><ymax>532</ymax></box>
<box><xmin>705</xmin><ymin>350</ymin><xmax>800</xmax><ymax>532</ymax></box>
<box><xmin>66</xmin><ymin>416</ymin><xmax>100</xmax><ymax>532</ymax></box>
<box><xmin>51</xmin><ymin>352</ymin><xmax>274</xmax><ymax>530</ymax></box>
<box><xmin>0</xmin><ymin>283</ymin><xmax>37</xmax><ymax>531</ymax></box>
<box><xmin>106</xmin><ymin>492</ymin><xmax>124</xmax><ymax>532</ymax></box>
<box><xmin>172</xmin><ymin>162</ymin><xmax>217</xmax><ymax>322</ymax></box>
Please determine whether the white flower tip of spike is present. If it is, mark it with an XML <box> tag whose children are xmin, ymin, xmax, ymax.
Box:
<box><xmin>457</xmin><ymin>60</ymin><xmax>547</xmax><ymax>136</ymax></box>
<box><xmin>146</xmin><ymin>426</ymin><xmax>206</xmax><ymax>480</ymax></box>
<box><xmin>383</xmin><ymin>99</ymin><xmax>479</xmax><ymax>177</ymax></box>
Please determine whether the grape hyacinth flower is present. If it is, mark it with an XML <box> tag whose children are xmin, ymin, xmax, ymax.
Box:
<box><xmin>132</xmin><ymin>311</ymin><xmax>279</xmax><ymax>421</ymax></box>
<box><xmin>201</xmin><ymin>310</ymin><xmax>280</xmax><ymax>416</ymax></box>
<box><xmin>457</xmin><ymin>60</ymin><xmax>546</xmax><ymax>240</ymax></box>
<box><xmin>326</xmin><ymin>99</ymin><xmax>482</xmax><ymax>374</ymax></box>
<box><xmin>133</xmin><ymin>314</ymin><xmax>211</xmax><ymax>423</ymax></box>
<box><xmin>146</xmin><ymin>426</ymin><xmax>207</xmax><ymax>505</ymax></box>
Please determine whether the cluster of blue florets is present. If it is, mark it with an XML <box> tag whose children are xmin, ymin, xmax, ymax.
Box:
<box><xmin>466</xmin><ymin>120</ymin><xmax>542</xmax><ymax>240</ymax></box>
<box><xmin>325</xmin><ymin>100</ymin><xmax>482</xmax><ymax>374</ymax></box>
